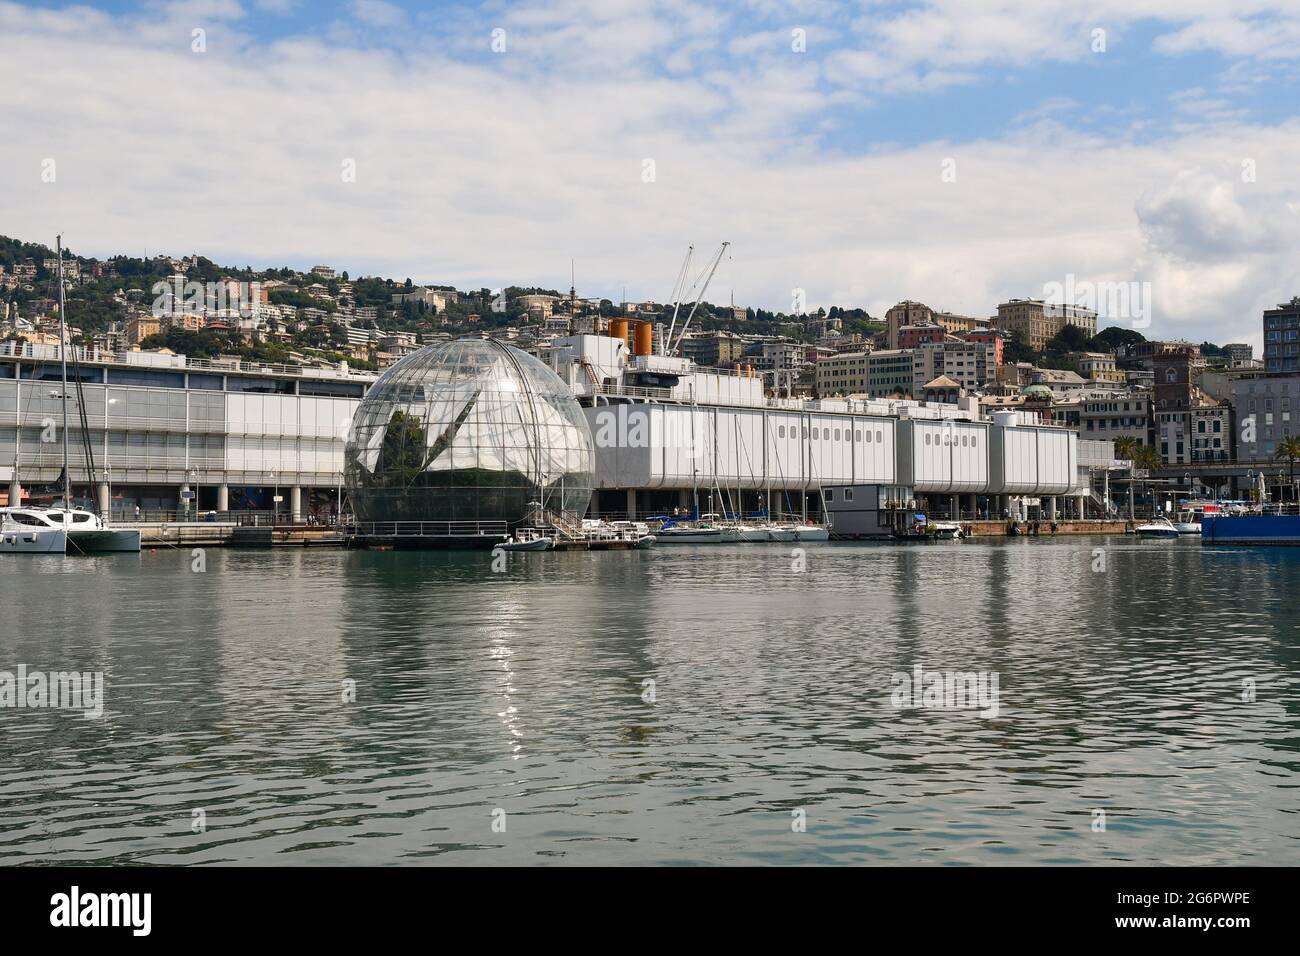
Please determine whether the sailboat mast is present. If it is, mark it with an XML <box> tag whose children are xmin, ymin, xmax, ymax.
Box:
<box><xmin>56</xmin><ymin>235</ymin><xmax>70</xmax><ymax>508</ymax></box>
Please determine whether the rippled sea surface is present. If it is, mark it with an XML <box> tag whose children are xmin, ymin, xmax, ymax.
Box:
<box><xmin>1</xmin><ymin>537</ymin><xmax>1298</xmax><ymax>865</ymax></box>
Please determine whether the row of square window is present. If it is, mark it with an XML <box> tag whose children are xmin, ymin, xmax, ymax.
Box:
<box><xmin>775</xmin><ymin>425</ymin><xmax>885</xmax><ymax>443</ymax></box>
<box><xmin>924</xmin><ymin>433</ymin><xmax>977</xmax><ymax>447</ymax></box>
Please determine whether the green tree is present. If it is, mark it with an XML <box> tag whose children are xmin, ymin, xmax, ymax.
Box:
<box><xmin>1274</xmin><ymin>435</ymin><xmax>1300</xmax><ymax>497</ymax></box>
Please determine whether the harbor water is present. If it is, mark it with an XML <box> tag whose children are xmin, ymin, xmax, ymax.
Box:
<box><xmin>1</xmin><ymin>538</ymin><xmax>1297</xmax><ymax>865</ymax></box>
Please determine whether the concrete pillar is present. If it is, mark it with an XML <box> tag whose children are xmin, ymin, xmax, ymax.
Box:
<box><xmin>217</xmin><ymin>484</ymin><xmax>229</xmax><ymax>512</ymax></box>
<box><xmin>625</xmin><ymin>488</ymin><xmax>636</xmax><ymax>520</ymax></box>
<box><xmin>7</xmin><ymin>477</ymin><xmax>20</xmax><ymax>508</ymax></box>
<box><xmin>291</xmin><ymin>485</ymin><xmax>303</xmax><ymax>523</ymax></box>
<box><xmin>97</xmin><ymin>481</ymin><xmax>109</xmax><ymax>515</ymax></box>
<box><xmin>950</xmin><ymin>494</ymin><xmax>959</xmax><ymax>519</ymax></box>
<box><xmin>1048</xmin><ymin>496</ymin><xmax>1058</xmax><ymax>520</ymax></box>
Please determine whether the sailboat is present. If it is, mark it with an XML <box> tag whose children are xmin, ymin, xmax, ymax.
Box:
<box><xmin>30</xmin><ymin>236</ymin><xmax>140</xmax><ymax>554</ymax></box>
<box><xmin>0</xmin><ymin>507</ymin><xmax>67</xmax><ymax>554</ymax></box>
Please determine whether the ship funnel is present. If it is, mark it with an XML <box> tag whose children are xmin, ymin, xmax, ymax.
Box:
<box><xmin>633</xmin><ymin>320</ymin><xmax>653</xmax><ymax>357</ymax></box>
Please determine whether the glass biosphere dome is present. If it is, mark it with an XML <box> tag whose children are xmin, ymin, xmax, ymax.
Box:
<box><xmin>344</xmin><ymin>338</ymin><xmax>595</xmax><ymax>526</ymax></box>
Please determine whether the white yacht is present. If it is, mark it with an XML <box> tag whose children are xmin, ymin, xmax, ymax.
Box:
<box><xmin>792</xmin><ymin>524</ymin><xmax>831</xmax><ymax>541</ymax></box>
<box><xmin>766</xmin><ymin>525</ymin><xmax>798</xmax><ymax>542</ymax></box>
<box><xmin>41</xmin><ymin>507</ymin><xmax>141</xmax><ymax>553</ymax></box>
<box><xmin>0</xmin><ymin>508</ymin><xmax>68</xmax><ymax>554</ymax></box>
<box><xmin>1135</xmin><ymin>515</ymin><xmax>1180</xmax><ymax>539</ymax></box>
<box><xmin>654</xmin><ymin>521</ymin><xmax>730</xmax><ymax>543</ymax></box>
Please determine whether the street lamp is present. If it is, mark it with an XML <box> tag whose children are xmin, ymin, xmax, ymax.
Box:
<box><xmin>189</xmin><ymin>467</ymin><xmax>198</xmax><ymax>519</ymax></box>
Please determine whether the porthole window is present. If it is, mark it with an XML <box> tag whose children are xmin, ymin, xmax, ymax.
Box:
<box><xmin>925</xmin><ymin>434</ymin><xmax>931</xmax><ymax>446</ymax></box>
<box><xmin>835</xmin><ymin>428</ymin><xmax>841</xmax><ymax>441</ymax></box>
<box><xmin>971</xmin><ymin>436</ymin><xmax>977</xmax><ymax>447</ymax></box>
<box><xmin>876</xmin><ymin>430</ymin><xmax>883</xmax><ymax>443</ymax></box>
<box><xmin>779</xmin><ymin>425</ymin><xmax>785</xmax><ymax>438</ymax></box>
<box><xmin>962</xmin><ymin>435</ymin><xmax>968</xmax><ymax>447</ymax></box>
<box><xmin>855</xmin><ymin>430</ymin><xmax>862</xmax><ymax>441</ymax></box>
<box><xmin>865</xmin><ymin>430</ymin><xmax>872</xmax><ymax>442</ymax></box>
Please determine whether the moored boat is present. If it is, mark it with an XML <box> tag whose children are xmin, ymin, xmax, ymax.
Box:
<box><xmin>655</xmin><ymin>524</ymin><xmax>727</xmax><ymax>543</ymax></box>
<box><xmin>1135</xmin><ymin>515</ymin><xmax>1180</xmax><ymax>538</ymax></box>
<box><xmin>1202</xmin><ymin>512</ymin><xmax>1300</xmax><ymax>545</ymax></box>
<box><xmin>47</xmin><ymin>508</ymin><xmax>142</xmax><ymax>553</ymax></box>
<box><xmin>0</xmin><ymin>509</ymin><xmax>67</xmax><ymax>554</ymax></box>
<box><xmin>928</xmin><ymin>521</ymin><xmax>964</xmax><ymax>540</ymax></box>
<box><xmin>496</xmin><ymin>535</ymin><xmax>553</xmax><ymax>551</ymax></box>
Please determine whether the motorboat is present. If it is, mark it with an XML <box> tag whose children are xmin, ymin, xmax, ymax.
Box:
<box><xmin>928</xmin><ymin>521</ymin><xmax>964</xmax><ymax>540</ymax></box>
<box><xmin>0</xmin><ymin>508</ymin><xmax>67</xmax><ymax>554</ymax></box>
<box><xmin>1173</xmin><ymin>502</ymin><xmax>1218</xmax><ymax>535</ymax></box>
<box><xmin>496</xmin><ymin>534</ymin><xmax>553</xmax><ymax>551</ymax></box>
<box><xmin>634</xmin><ymin>534</ymin><xmax>656</xmax><ymax>548</ymax></box>
<box><xmin>1135</xmin><ymin>515</ymin><xmax>1180</xmax><ymax>538</ymax></box>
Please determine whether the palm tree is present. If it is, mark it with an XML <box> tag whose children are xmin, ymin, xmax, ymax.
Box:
<box><xmin>1113</xmin><ymin>436</ymin><xmax>1138</xmax><ymax>462</ymax></box>
<box><xmin>1132</xmin><ymin>445</ymin><xmax>1161</xmax><ymax>472</ymax></box>
<box><xmin>1275</xmin><ymin>435</ymin><xmax>1300</xmax><ymax>501</ymax></box>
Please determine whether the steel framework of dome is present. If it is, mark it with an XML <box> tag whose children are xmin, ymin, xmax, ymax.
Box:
<box><xmin>344</xmin><ymin>338</ymin><xmax>594</xmax><ymax>526</ymax></box>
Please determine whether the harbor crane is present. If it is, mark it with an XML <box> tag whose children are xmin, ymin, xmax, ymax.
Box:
<box><xmin>664</xmin><ymin>241</ymin><xmax>730</xmax><ymax>356</ymax></box>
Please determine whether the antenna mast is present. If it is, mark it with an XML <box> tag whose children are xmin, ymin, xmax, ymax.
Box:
<box><xmin>56</xmin><ymin>235</ymin><xmax>71</xmax><ymax>509</ymax></box>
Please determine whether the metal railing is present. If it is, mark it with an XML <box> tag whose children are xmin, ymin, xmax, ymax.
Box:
<box><xmin>346</xmin><ymin>519</ymin><xmax>509</xmax><ymax>538</ymax></box>
<box><xmin>0</xmin><ymin>341</ymin><xmax>378</xmax><ymax>381</ymax></box>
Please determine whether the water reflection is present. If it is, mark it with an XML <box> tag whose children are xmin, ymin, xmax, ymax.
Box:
<box><xmin>0</xmin><ymin>538</ymin><xmax>1296</xmax><ymax>865</ymax></box>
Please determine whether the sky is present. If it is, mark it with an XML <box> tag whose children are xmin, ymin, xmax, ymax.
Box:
<box><xmin>3</xmin><ymin>0</ymin><xmax>1300</xmax><ymax>352</ymax></box>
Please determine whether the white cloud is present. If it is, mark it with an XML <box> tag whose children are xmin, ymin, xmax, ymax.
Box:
<box><xmin>351</xmin><ymin>0</ymin><xmax>404</xmax><ymax>29</ymax></box>
<box><xmin>0</xmin><ymin>0</ymin><xmax>1298</xmax><ymax>351</ymax></box>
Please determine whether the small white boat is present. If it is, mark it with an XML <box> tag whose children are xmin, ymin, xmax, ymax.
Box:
<box><xmin>655</xmin><ymin>523</ymin><xmax>728</xmax><ymax>543</ymax></box>
<box><xmin>792</xmin><ymin>524</ymin><xmax>830</xmax><ymax>541</ymax></box>
<box><xmin>0</xmin><ymin>509</ymin><xmax>67</xmax><ymax>554</ymax></box>
<box><xmin>929</xmin><ymin>521</ymin><xmax>964</xmax><ymax>540</ymax></box>
<box><xmin>1173</xmin><ymin>503</ymin><xmax>1219</xmax><ymax>535</ymax></box>
<box><xmin>634</xmin><ymin>534</ymin><xmax>656</xmax><ymax>548</ymax></box>
<box><xmin>496</xmin><ymin>534</ymin><xmax>553</xmax><ymax>551</ymax></box>
<box><xmin>1135</xmin><ymin>516</ymin><xmax>1180</xmax><ymax>538</ymax></box>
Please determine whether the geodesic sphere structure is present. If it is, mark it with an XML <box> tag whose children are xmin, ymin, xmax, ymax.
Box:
<box><xmin>344</xmin><ymin>338</ymin><xmax>594</xmax><ymax>526</ymax></box>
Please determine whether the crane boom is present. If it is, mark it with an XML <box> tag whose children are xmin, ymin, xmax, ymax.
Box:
<box><xmin>663</xmin><ymin>244</ymin><xmax>693</xmax><ymax>354</ymax></box>
<box><xmin>670</xmin><ymin>241</ymin><xmax>730</xmax><ymax>356</ymax></box>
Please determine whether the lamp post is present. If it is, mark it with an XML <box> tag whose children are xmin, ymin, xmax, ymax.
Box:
<box><xmin>270</xmin><ymin>469</ymin><xmax>278</xmax><ymax>525</ymax></box>
<box><xmin>189</xmin><ymin>467</ymin><xmax>198</xmax><ymax>519</ymax></box>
